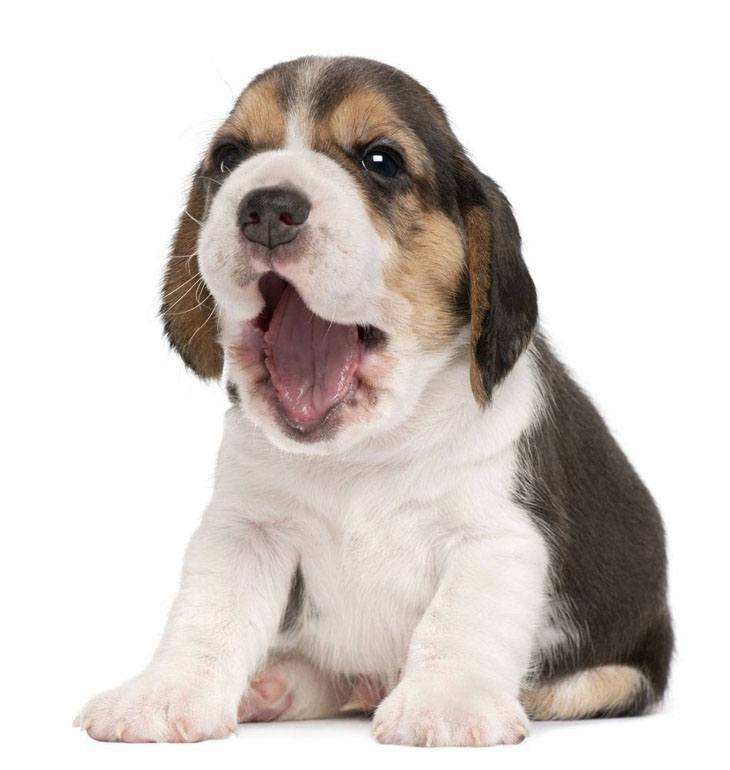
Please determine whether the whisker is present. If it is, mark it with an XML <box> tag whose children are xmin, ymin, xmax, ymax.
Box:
<box><xmin>185</xmin><ymin>209</ymin><xmax>204</xmax><ymax>227</ymax></box>
<box><xmin>199</xmin><ymin>175</ymin><xmax>223</xmax><ymax>188</ymax></box>
<box><xmin>324</xmin><ymin>297</ymin><xmax>340</xmax><ymax>338</ymax></box>
<box><xmin>211</xmin><ymin>61</ymin><xmax>236</xmax><ymax>99</ymax></box>
<box><xmin>164</xmin><ymin>277</ymin><xmax>205</xmax><ymax>312</ymax></box>
<box><xmin>188</xmin><ymin>303</ymin><xmax>217</xmax><ymax>344</ymax></box>
<box><xmin>163</xmin><ymin>270</ymin><xmax>201</xmax><ymax>299</ymax></box>
<box><xmin>194</xmin><ymin>276</ymin><xmax>207</xmax><ymax>305</ymax></box>
<box><xmin>166</xmin><ymin>294</ymin><xmax>210</xmax><ymax>316</ymax></box>
<box><xmin>166</xmin><ymin>248</ymin><xmax>199</xmax><ymax>273</ymax></box>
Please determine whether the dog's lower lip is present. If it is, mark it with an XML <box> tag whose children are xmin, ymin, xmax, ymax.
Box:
<box><xmin>279</xmin><ymin>393</ymin><xmax>351</xmax><ymax>434</ymax></box>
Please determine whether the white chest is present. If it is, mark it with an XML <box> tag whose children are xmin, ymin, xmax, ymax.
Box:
<box><xmin>281</xmin><ymin>471</ymin><xmax>451</xmax><ymax>676</ymax></box>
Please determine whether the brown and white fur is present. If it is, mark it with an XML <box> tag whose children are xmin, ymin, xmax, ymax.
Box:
<box><xmin>75</xmin><ymin>57</ymin><xmax>672</xmax><ymax>747</ymax></box>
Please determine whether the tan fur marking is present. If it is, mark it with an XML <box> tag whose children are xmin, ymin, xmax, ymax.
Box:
<box><xmin>464</xmin><ymin>207</ymin><xmax>492</xmax><ymax>405</ymax></box>
<box><xmin>383</xmin><ymin>204</ymin><xmax>465</xmax><ymax>349</ymax></box>
<box><xmin>326</xmin><ymin>88</ymin><xmax>432</xmax><ymax>177</ymax></box>
<box><xmin>521</xmin><ymin>665</ymin><xmax>647</xmax><ymax>721</ymax></box>
<box><xmin>224</xmin><ymin>78</ymin><xmax>286</xmax><ymax>149</ymax></box>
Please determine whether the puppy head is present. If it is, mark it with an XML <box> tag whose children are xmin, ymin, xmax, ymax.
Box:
<box><xmin>162</xmin><ymin>57</ymin><xmax>537</xmax><ymax>454</ymax></box>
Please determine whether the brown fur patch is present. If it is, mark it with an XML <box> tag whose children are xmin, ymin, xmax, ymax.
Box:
<box><xmin>382</xmin><ymin>202</ymin><xmax>465</xmax><ymax>349</ymax></box>
<box><xmin>161</xmin><ymin>172</ymin><xmax>222</xmax><ymax>378</ymax></box>
<box><xmin>521</xmin><ymin>665</ymin><xmax>647</xmax><ymax>720</ymax></box>
<box><xmin>312</xmin><ymin>83</ymin><xmax>471</xmax><ymax>358</ymax></box>
<box><xmin>325</xmin><ymin>88</ymin><xmax>432</xmax><ymax>177</ymax></box>
<box><xmin>464</xmin><ymin>206</ymin><xmax>492</xmax><ymax>405</ymax></box>
<box><xmin>222</xmin><ymin>77</ymin><xmax>286</xmax><ymax>149</ymax></box>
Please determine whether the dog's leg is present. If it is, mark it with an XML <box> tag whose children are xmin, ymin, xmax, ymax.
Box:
<box><xmin>75</xmin><ymin>504</ymin><xmax>297</xmax><ymax>742</ymax></box>
<box><xmin>372</xmin><ymin>500</ymin><xmax>548</xmax><ymax>747</ymax></box>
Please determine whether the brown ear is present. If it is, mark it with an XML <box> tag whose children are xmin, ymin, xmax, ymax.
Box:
<box><xmin>463</xmin><ymin>172</ymin><xmax>537</xmax><ymax>405</ymax></box>
<box><xmin>160</xmin><ymin>169</ymin><xmax>223</xmax><ymax>379</ymax></box>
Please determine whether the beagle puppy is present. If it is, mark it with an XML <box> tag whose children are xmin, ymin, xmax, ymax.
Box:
<box><xmin>75</xmin><ymin>57</ymin><xmax>672</xmax><ymax>746</ymax></box>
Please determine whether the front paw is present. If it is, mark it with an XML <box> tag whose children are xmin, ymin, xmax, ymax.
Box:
<box><xmin>372</xmin><ymin>677</ymin><xmax>528</xmax><ymax>747</ymax></box>
<box><xmin>75</xmin><ymin>667</ymin><xmax>239</xmax><ymax>742</ymax></box>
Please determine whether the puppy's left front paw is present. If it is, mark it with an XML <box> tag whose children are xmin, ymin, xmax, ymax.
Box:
<box><xmin>372</xmin><ymin>677</ymin><xmax>528</xmax><ymax>747</ymax></box>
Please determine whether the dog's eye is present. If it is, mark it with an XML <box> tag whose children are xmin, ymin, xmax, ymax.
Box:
<box><xmin>361</xmin><ymin>147</ymin><xmax>401</xmax><ymax>178</ymax></box>
<box><xmin>213</xmin><ymin>142</ymin><xmax>243</xmax><ymax>174</ymax></box>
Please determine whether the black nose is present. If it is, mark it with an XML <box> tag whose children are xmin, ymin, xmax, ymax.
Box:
<box><xmin>238</xmin><ymin>186</ymin><xmax>311</xmax><ymax>249</ymax></box>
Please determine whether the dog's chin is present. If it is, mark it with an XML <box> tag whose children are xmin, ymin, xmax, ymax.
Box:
<box><xmin>231</xmin><ymin>369</ymin><xmax>392</xmax><ymax>456</ymax></box>
<box><xmin>228</xmin><ymin>271</ymin><xmax>389</xmax><ymax>453</ymax></box>
<box><xmin>248</xmin><ymin>384</ymin><xmax>381</xmax><ymax>455</ymax></box>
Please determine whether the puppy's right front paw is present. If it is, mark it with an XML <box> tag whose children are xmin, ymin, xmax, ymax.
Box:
<box><xmin>75</xmin><ymin>667</ymin><xmax>239</xmax><ymax>743</ymax></box>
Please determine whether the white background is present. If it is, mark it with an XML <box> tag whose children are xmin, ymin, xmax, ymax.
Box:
<box><xmin>2</xmin><ymin>1</ymin><xmax>728</xmax><ymax>767</ymax></box>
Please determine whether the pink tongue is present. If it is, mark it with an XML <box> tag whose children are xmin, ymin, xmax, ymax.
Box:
<box><xmin>263</xmin><ymin>285</ymin><xmax>361</xmax><ymax>428</ymax></box>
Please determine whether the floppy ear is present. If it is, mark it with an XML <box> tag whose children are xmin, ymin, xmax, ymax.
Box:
<box><xmin>462</xmin><ymin>172</ymin><xmax>537</xmax><ymax>405</ymax></box>
<box><xmin>160</xmin><ymin>169</ymin><xmax>223</xmax><ymax>379</ymax></box>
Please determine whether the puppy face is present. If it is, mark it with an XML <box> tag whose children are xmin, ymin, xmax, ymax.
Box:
<box><xmin>162</xmin><ymin>57</ymin><xmax>537</xmax><ymax>454</ymax></box>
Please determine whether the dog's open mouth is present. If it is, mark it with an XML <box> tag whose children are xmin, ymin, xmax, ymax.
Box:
<box><xmin>248</xmin><ymin>272</ymin><xmax>385</xmax><ymax>432</ymax></box>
